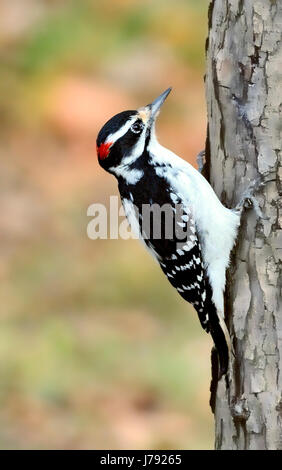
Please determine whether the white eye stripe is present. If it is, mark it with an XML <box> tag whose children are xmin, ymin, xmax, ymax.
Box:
<box><xmin>106</xmin><ymin>116</ymin><xmax>137</xmax><ymax>145</ymax></box>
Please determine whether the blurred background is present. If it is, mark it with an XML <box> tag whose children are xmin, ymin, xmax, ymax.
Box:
<box><xmin>0</xmin><ymin>0</ymin><xmax>213</xmax><ymax>449</ymax></box>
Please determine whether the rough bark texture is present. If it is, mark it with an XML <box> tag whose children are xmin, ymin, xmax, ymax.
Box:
<box><xmin>205</xmin><ymin>0</ymin><xmax>282</xmax><ymax>449</ymax></box>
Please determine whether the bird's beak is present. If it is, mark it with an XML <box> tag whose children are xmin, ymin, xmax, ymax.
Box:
<box><xmin>148</xmin><ymin>87</ymin><xmax>172</xmax><ymax>121</ymax></box>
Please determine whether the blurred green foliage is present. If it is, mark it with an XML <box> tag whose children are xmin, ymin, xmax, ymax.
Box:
<box><xmin>15</xmin><ymin>1</ymin><xmax>207</xmax><ymax>75</ymax></box>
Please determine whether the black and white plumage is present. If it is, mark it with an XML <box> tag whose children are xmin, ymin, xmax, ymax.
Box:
<box><xmin>97</xmin><ymin>88</ymin><xmax>240</xmax><ymax>377</ymax></box>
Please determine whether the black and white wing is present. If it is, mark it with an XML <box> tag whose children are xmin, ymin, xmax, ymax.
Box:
<box><xmin>140</xmin><ymin>195</ymin><xmax>208</xmax><ymax>326</ymax></box>
<box><xmin>141</xmin><ymin>192</ymin><xmax>229</xmax><ymax>376</ymax></box>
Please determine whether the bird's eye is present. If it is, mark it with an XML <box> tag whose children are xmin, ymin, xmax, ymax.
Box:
<box><xmin>131</xmin><ymin>121</ymin><xmax>143</xmax><ymax>134</ymax></box>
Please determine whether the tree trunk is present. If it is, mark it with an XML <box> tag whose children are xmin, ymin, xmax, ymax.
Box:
<box><xmin>205</xmin><ymin>0</ymin><xmax>282</xmax><ymax>450</ymax></box>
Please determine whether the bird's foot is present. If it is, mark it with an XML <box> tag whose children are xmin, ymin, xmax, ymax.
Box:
<box><xmin>234</xmin><ymin>176</ymin><xmax>269</xmax><ymax>220</ymax></box>
<box><xmin>196</xmin><ymin>150</ymin><xmax>206</xmax><ymax>174</ymax></box>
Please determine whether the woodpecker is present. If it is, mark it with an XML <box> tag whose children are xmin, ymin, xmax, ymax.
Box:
<box><xmin>97</xmin><ymin>88</ymin><xmax>241</xmax><ymax>377</ymax></box>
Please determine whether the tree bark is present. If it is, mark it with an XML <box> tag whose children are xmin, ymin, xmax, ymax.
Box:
<box><xmin>205</xmin><ymin>0</ymin><xmax>282</xmax><ymax>449</ymax></box>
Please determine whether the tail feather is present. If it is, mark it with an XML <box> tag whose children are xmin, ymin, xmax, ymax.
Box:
<box><xmin>208</xmin><ymin>305</ymin><xmax>231</xmax><ymax>378</ymax></box>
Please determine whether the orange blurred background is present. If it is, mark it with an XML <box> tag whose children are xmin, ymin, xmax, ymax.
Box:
<box><xmin>0</xmin><ymin>0</ymin><xmax>214</xmax><ymax>449</ymax></box>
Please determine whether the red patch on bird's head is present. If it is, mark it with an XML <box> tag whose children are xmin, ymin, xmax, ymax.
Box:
<box><xmin>96</xmin><ymin>141</ymin><xmax>113</xmax><ymax>160</ymax></box>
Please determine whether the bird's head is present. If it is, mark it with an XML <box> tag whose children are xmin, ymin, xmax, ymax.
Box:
<box><xmin>96</xmin><ymin>88</ymin><xmax>171</xmax><ymax>175</ymax></box>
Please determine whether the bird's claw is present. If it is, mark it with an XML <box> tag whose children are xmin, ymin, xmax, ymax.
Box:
<box><xmin>196</xmin><ymin>150</ymin><xmax>206</xmax><ymax>174</ymax></box>
<box><xmin>244</xmin><ymin>195</ymin><xmax>269</xmax><ymax>220</ymax></box>
<box><xmin>235</xmin><ymin>176</ymin><xmax>269</xmax><ymax>220</ymax></box>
